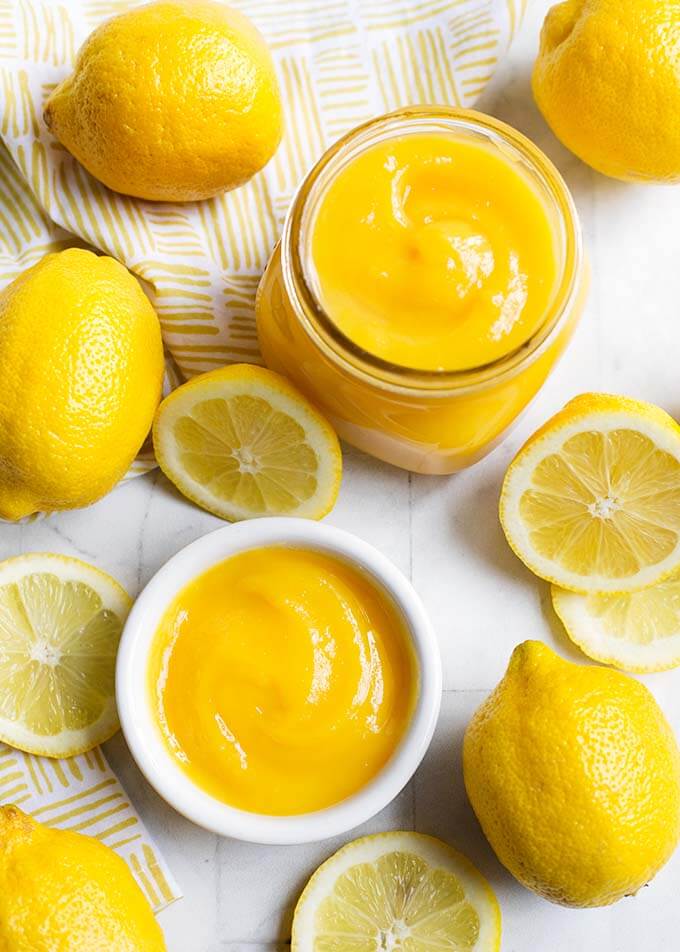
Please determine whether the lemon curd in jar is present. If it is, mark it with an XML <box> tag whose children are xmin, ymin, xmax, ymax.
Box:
<box><xmin>148</xmin><ymin>546</ymin><xmax>417</xmax><ymax>815</ymax></box>
<box><xmin>311</xmin><ymin>133</ymin><xmax>557</xmax><ymax>372</ymax></box>
<box><xmin>256</xmin><ymin>108</ymin><xmax>587</xmax><ymax>474</ymax></box>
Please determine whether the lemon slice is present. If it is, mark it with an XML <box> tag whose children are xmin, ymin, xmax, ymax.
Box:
<box><xmin>552</xmin><ymin>570</ymin><xmax>680</xmax><ymax>672</ymax></box>
<box><xmin>153</xmin><ymin>364</ymin><xmax>342</xmax><ymax>521</ymax></box>
<box><xmin>0</xmin><ymin>553</ymin><xmax>130</xmax><ymax>757</ymax></box>
<box><xmin>292</xmin><ymin>832</ymin><xmax>501</xmax><ymax>952</ymax></box>
<box><xmin>500</xmin><ymin>393</ymin><xmax>680</xmax><ymax>593</ymax></box>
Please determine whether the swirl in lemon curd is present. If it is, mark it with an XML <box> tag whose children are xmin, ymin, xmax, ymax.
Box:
<box><xmin>149</xmin><ymin>546</ymin><xmax>416</xmax><ymax>815</ymax></box>
<box><xmin>309</xmin><ymin>133</ymin><xmax>557</xmax><ymax>371</ymax></box>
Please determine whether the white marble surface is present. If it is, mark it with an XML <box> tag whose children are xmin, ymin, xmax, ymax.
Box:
<box><xmin>3</xmin><ymin>3</ymin><xmax>680</xmax><ymax>949</ymax></box>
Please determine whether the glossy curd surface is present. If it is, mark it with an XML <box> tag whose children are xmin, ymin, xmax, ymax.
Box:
<box><xmin>257</xmin><ymin>111</ymin><xmax>585</xmax><ymax>474</ymax></box>
<box><xmin>309</xmin><ymin>133</ymin><xmax>557</xmax><ymax>371</ymax></box>
<box><xmin>149</xmin><ymin>546</ymin><xmax>416</xmax><ymax>815</ymax></box>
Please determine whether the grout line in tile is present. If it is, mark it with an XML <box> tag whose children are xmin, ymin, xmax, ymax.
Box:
<box><xmin>442</xmin><ymin>687</ymin><xmax>492</xmax><ymax>694</ymax></box>
<box><xmin>136</xmin><ymin>468</ymin><xmax>158</xmax><ymax>591</ymax></box>
<box><xmin>215</xmin><ymin>832</ymin><xmax>223</xmax><ymax>939</ymax></box>
<box><xmin>209</xmin><ymin>942</ymin><xmax>289</xmax><ymax>949</ymax></box>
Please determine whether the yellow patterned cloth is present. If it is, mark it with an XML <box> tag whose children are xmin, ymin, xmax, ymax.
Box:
<box><xmin>0</xmin><ymin>741</ymin><xmax>181</xmax><ymax>911</ymax></box>
<box><xmin>0</xmin><ymin>0</ymin><xmax>525</xmax><ymax>382</ymax></box>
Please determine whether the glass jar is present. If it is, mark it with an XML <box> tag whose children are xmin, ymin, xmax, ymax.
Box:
<box><xmin>256</xmin><ymin>107</ymin><xmax>587</xmax><ymax>475</ymax></box>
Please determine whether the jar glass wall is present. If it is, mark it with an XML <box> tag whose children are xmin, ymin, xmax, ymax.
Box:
<box><xmin>256</xmin><ymin>108</ymin><xmax>587</xmax><ymax>475</ymax></box>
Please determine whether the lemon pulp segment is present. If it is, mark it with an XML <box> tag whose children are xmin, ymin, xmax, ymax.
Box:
<box><xmin>292</xmin><ymin>833</ymin><xmax>501</xmax><ymax>952</ymax></box>
<box><xmin>175</xmin><ymin>395</ymin><xmax>320</xmax><ymax>512</ymax></box>
<box><xmin>501</xmin><ymin>395</ymin><xmax>680</xmax><ymax>592</ymax></box>
<box><xmin>153</xmin><ymin>364</ymin><xmax>342</xmax><ymax>521</ymax></box>
<box><xmin>552</xmin><ymin>569</ymin><xmax>680</xmax><ymax>671</ymax></box>
<box><xmin>0</xmin><ymin>554</ymin><xmax>130</xmax><ymax>757</ymax></box>
<box><xmin>520</xmin><ymin>429</ymin><xmax>680</xmax><ymax>576</ymax></box>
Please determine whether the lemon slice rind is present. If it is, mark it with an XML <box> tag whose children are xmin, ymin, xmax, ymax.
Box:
<box><xmin>0</xmin><ymin>553</ymin><xmax>131</xmax><ymax>758</ymax></box>
<box><xmin>153</xmin><ymin>365</ymin><xmax>342</xmax><ymax>522</ymax></box>
<box><xmin>292</xmin><ymin>831</ymin><xmax>501</xmax><ymax>952</ymax></box>
<box><xmin>552</xmin><ymin>574</ymin><xmax>680</xmax><ymax>673</ymax></box>
<box><xmin>500</xmin><ymin>395</ymin><xmax>680</xmax><ymax>594</ymax></box>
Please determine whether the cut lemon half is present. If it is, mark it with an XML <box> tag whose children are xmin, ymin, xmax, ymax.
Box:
<box><xmin>552</xmin><ymin>570</ymin><xmax>680</xmax><ymax>672</ymax></box>
<box><xmin>500</xmin><ymin>393</ymin><xmax>680</xmax><ymax>593</ymax></box>
<box><xmin>292</xmin><ymin>832</ymin><xmax>501</xmax><ymax>952</ymax></box>
<box><xmin>0</xmin><ymin>553</ymin><xmax>130</xmax><ymax>757</ymax></box>
<box><xmin>153</xmin><ymin>364</ymin><xmax>342</xmax><ymax>521</ymax></box>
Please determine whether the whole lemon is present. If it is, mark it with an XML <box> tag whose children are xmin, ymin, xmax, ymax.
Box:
<box><xmin>0</xmin><ymin>805</ymin><xmax>166</xmax><ymax>950</ymax></box>
<box><xmin>463</xmin><ymin>641</ymin><xmax>680</xmax><ymax>907</ymax></box>
<box><xmin>44</xmin><ymin>0</ymin><xmax>283</xmax><ymax>202</ymax></box>
<box><xmin>533</xmin><ymin>0</ymin><xmax>680</xmax><ymax>182</ymax></box>
<box><xmin>0</xmin><ymin>248</ymin><xmax>164</xmax><ymax>520</ymax></box>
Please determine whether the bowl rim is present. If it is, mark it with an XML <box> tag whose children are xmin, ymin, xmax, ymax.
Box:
<box><xmin>116</xmin><ymin>517</ymin><xmax>442</xmax><ymax>845</ymax></box>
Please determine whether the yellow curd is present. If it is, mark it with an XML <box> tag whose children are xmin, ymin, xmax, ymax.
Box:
<box><xmin>256</xmin><ymin>108</ymin><xmax>587</xmax><ymax>474</ymax></box>
<box><xmin>149</xmin><ymin>546</ymin><xmax>416</xmax><ymax>815</ymax></box>
<box><xmin>310</xmin><ymin>134</ymin><xmax>557</xmax><ymax>372</ymax></box>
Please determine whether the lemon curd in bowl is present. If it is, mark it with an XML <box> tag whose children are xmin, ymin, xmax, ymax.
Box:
<box><xmin>148</xmin><ymin>544</ymin><xmax>417</xmax><ymax>815</ymax></box>
<box><xmin>256</xmin><ymin>107</ymin><xmax>587</xmax><ymax>474</ymax></box>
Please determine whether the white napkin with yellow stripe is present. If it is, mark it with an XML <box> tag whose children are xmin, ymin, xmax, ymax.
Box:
<box><xmin>0</xmin><ymin>0</ymin><xmax>524</xmax><ymax>900</ymax></box>
<box><xmin>0</xmin><ymin>741</ymin><xmax>180</xmax><ymax>911</ymax></box>
<box><xmin>0</xmin><ymin>0</ymin><xmax>525</xmax><ymax>379</ymax></box>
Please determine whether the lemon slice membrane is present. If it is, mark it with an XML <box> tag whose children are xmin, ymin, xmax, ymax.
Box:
<box><xmin>0</xmin><ymin>554</ymin><xmax>130</xmax><ymax>757</ymax></box>
<box><xmin>292</xmin><ymin>832</ymin><xmax>501</xmax><ymax>952</ymax></box>
<box><xmin>552</xmin><ymin>570</ymin><xmax>680</xmax><ymax>672</ymax></box>
<box><xmin>153</xmin><ymin>365</ymin><xmax>342</xmax><ymax>522</ymax></box>
<box><xmin>500</xmin><ymin>394</ymin><xmax>680</xmax><ymax>593</ymax></box>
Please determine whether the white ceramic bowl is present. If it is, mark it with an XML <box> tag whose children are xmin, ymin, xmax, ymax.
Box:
<box><xmin>116</xmin><ymin>518</ymin><xmax>442</xmax><ymax>844</ymax></box>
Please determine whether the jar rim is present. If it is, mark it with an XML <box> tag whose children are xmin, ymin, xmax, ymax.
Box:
<box><xmin>282</xmin><ymin>106</ymin><xmax>584</xmax><ymax>395</ymax></box>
